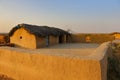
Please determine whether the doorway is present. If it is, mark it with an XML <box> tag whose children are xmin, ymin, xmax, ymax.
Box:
<box><xmin>59</xmin><ymin>35</ymin><xmax>63</xmax><ymax>43</ymax></box>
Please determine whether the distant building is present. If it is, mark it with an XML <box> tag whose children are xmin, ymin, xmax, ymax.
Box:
<box><xmin>0</xmin><ymin>33</ymin><xmax>8</xmax><ymax>44</ymax></box>
<box><xmin>85</xmin><ymin>36</ymin><xmax>91</xmax><ymax>42</ymax></box>
<box><xmin>110</xmin><ymin>32</ymin><xmax>120</xmax><ymax>40</ymax></box>
<box><xmin>9</xmin><ymin>24</ymin><xmax>70</xmax><ymax>49</ymax></box>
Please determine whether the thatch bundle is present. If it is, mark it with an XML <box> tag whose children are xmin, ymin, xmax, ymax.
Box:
<box><xmin>9</xmin><ymin>24</ymin><xmax>69</xmax><ymax>37</ymax></box>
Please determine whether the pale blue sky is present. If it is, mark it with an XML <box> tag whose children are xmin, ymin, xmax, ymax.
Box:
<box><xmin>0</xmin><ymin>0</ymin><xmax>120</xmax><ymax>33</ymax></box>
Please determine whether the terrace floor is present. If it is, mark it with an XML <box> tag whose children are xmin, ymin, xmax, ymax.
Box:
<box><xmin>46</xmin><ymin>43</ymin><xmax>100</xmax><ymax>49</ymax></box>
<box><xmin>0</xmin><ymin>43</ymin><xmax>101</xmax><ymax>59</ymax></box>
<box><xmin>37</xmin><ymin>43</ymin><xmax>101</xmax><ymax>58</ymax></box>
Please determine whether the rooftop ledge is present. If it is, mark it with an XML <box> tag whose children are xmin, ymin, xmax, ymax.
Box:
<box><xmin>0</xmin><ymin>42</ymin><xmax>110</xmax><ymax>61</ymax></box>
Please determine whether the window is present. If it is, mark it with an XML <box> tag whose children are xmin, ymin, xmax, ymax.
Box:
<box><xmin>20</xmin><ymin>36</ymin><xmax>22</xmax><ymax>39</ymax></box>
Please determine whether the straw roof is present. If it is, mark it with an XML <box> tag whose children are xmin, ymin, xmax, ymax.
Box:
<box><xmin>110</xmin><ymin>32</ymin><xmax>120</xmax><ymax>35</ymax></box>
<box><xmin>9</xmin><ymin>23</ymin><xmax>69</xmax><ymax>37</ymax></box>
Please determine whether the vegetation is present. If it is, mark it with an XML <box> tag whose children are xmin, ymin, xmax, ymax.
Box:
<box><xmin>107</xmin><ymin>43</ymin><xmax>120</xmax><ymax>80</ymax></box>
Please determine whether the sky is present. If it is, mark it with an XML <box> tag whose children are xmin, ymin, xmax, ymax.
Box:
<box><xmin>0</xmin><ymin>0</ymin><xmax>120</xmax><ymax>33</ymax></box>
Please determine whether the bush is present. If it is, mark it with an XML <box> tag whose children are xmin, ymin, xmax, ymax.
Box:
<box><xmin>107</xmin><ymin>44</ymin><xmax>120</xmax><ymax>80</ymax></box>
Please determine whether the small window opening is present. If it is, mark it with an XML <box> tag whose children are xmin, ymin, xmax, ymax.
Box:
<box><xmin>20</xmin><ymin>36</ymin><xmax>22</xmax><ymax>39</ymax></box>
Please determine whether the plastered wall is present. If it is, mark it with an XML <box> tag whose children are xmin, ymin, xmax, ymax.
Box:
<box><xmin>0</xmin><ymin>42</ymin><xmax>110</xmax><ymax>80</ymax></box>
<box><xmin>36</xmin><ymin>36</ymin><xmax>46</xmax><ymax>48</ymax></box>
<box><xmin>49</xmin><ymin>36</ymin><xmax>58</xmax><ymax>45</ymax></box>
<box><xmin>10</xmin><ymin>28</ymin><xmax>36</xmax><ymax>49</ymax></box>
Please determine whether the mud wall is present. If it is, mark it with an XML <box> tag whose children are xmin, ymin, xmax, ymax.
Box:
<box><xmin>0</xmin><ymin>42</ymin><xmax>110</xmax><ymax>80</ymax></box>
<box><xmin>10</xmin><ymin>28</ymin><xmax>36</xmax><ymax>49</ymax></box>
<box><xmin>71</xmin><ymin>34</ymin><xmax>114</xmax><ymax>43</ymax></box>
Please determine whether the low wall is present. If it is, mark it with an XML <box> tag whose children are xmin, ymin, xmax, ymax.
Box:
<box><xmin>0</xmin><ymin>42</ymin><xmax>110</xmax><ymax>80</ymax></box>
<box><xmin>71</xmin><ymin>34</ymin><xmax>114</xmax><ymax>43</ymax></box>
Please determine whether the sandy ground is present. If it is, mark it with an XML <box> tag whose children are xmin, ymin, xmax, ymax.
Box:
<box><xmin>112</xmin><ymin>40</ymin><xmax>120</xmax><ymax>43</ymax></box>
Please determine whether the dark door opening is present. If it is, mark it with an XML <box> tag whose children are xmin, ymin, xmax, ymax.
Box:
<box><xmin>59</xmin><ymin>35</ymin><xmax>63</xmax><ymax>43</ymax></box>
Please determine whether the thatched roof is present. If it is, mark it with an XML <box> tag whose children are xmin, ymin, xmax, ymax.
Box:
<box><xmin>110</xmin><ymin>32</ymin><xmax>120</xmax><ymax>35</ymax></box>
<box><xmin>9</xmin><ymin>23</ymin><xmax>69</xmax><ymax>37</ymax></box>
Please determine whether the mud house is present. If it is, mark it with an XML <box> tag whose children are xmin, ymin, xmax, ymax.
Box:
<box><xmin>0</xmin><ymin>33</ymin><xmax>8</xmax><ymax>44</ymax></box>
<box><xmin>9</xmin><ymin>24</ymin><xmax>69</xmax><ymax>49</ymax></box>
<box><xmin>110</xmin><ymin>32</ymin><xmax>120</xmax><ymax>40</ymax></box>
